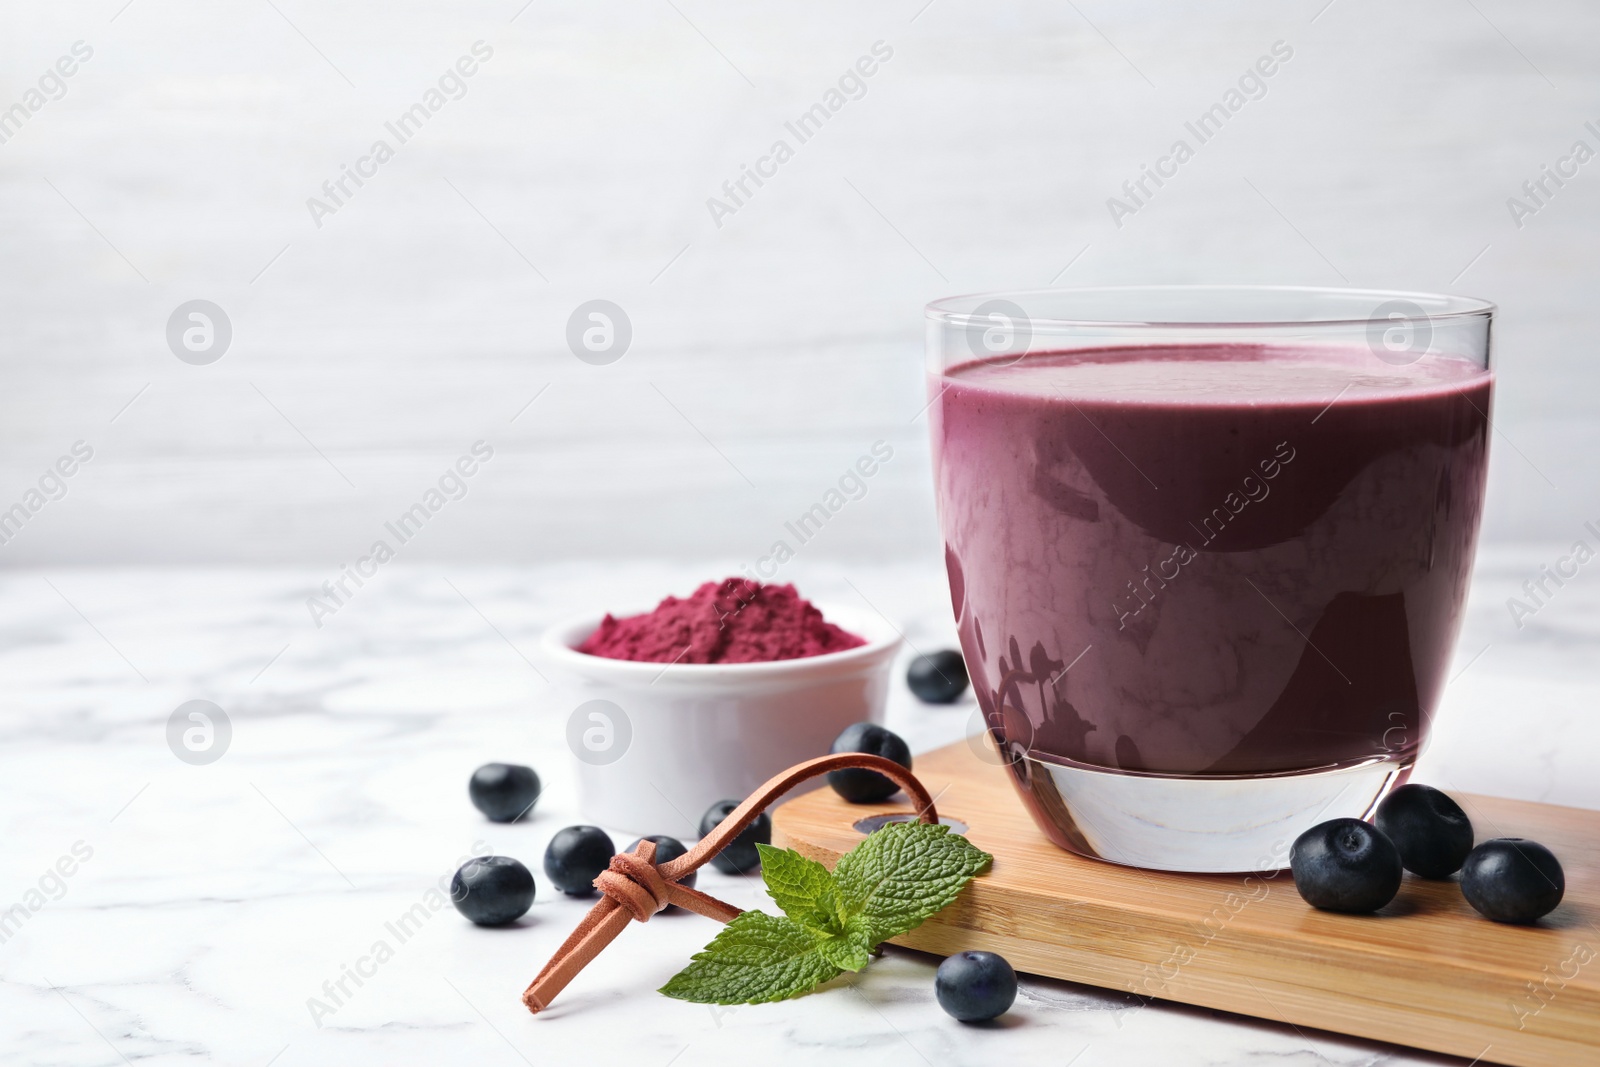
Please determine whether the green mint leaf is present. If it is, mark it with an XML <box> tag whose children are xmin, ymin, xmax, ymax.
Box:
<box><xmin>813</xmin><ymin>923</ymin><xmax>873</xmax><ymax>972</ymax></box>
<box><xmin>756</xmin><ymin>843</ymin><xmax>844</xmax><ymax>935</ymax></box>
<box><xmin>659</xmin><ymin>911</ymin><xmax>843</xmax><ymax>1005</ymax></box>
<box><xmin>833</xmin><ymin>821</ymin><xmax>993</xmax><ymax>945</ymax></box>
<box><xmin>662</xmin><ymin>822</ymin><xmax>992</xmax><ymax>1006</ymax></box>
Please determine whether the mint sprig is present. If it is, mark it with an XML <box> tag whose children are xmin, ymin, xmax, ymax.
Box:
<box><xmin>660</xmin><ymin>821</ymin><xmax>992</xmax><ymax>1005</ymax></box>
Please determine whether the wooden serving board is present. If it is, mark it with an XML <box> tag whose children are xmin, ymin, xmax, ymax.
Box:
<box><xmin>772</xmin><ymin>740</ymin><xmax>1598</xmax><ymax>1067</ymax></box>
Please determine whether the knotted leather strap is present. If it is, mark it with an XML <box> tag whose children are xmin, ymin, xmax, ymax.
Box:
<box><xmin>522</xmin><ymin>751</ymin><xmax>937</xmax><ymax>1014</ymax></box>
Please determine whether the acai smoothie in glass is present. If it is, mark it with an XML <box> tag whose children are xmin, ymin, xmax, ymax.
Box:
<box><xmin>925</xmin><ymin>288</ymin><xmax>1493</xmax><ymax>872</ymax></box>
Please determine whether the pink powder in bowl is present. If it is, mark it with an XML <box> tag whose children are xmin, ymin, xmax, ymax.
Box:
<box><xmin>574</xmin><ymin>578</ymin><xmax>867</xmax><ymax>665</ymax></box>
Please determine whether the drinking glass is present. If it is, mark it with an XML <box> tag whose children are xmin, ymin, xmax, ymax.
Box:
<box><xmin>925</xmin><ymin>286</ymin><xmax>1494</xmax><ymax>872</ymax></box>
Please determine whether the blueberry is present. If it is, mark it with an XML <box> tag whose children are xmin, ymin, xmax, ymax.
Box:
<box><xmin>450</xmin><ymin>855</ymin><xmax>535</xmax><ymax>925</ymax></box>
<box><xmin>827</xmin><ymin>722</ymin><xmax>913</xmax><ymax>804</ymax></box>
<box><xmin>935</xmin><ymin>950</ymin><xmax>1017</xmax><ymax>1023</ymax></box>
<box><xmin>543</xmin><ymin>825</ymin><xmax>615</xmax><ymax>896</ymax></box>
<box><xmin>698</xmin><ymin>800</ymin><xmax>771</xmax><ymax>874</ymax></box>
<box><xmin>1460</xmin><ymin>839</ymin><xmax>1565</xmax><ymax>924</ymax></box>
<box><xmin>1374</xmin><ymin>784</ymin><xmax>1474</xmax><ymax>879</ymax></box>
<box><xmin>1290</xmin><ymin>818</ymin><xmax>1403</xmax><ymax>913</ymax></box>
<box><xmin>625</xmin><ymin>834</ymin><xmax>697</xmax><ymax>891</ymax></box>
<box><xmin>469</xmin><ymin>763</ymin><xmax>541</xmax><ymax>823</ymax></box>
<box><xmin>908</xmin><ymin>650</ymin><xmax>970</xmax><ymax>704</ymax></box>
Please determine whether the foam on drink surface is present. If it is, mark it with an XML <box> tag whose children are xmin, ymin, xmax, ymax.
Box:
<box><xmin>948</xmin><ymin>345</ymin><xmax>1488</xmax><ymax>405</ymax></box>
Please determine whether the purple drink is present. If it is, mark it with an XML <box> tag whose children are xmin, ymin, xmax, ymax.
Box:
<box><xmin>926</xmin><ymin>289</ymin><xmax>1494</xmax><ymax>871</ymax></box>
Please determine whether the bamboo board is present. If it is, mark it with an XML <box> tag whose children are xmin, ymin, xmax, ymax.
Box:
<box><xmin>771</xmin><ymin>740</ymin><xmax>1598</xmax><ymax>1067</ymax></box>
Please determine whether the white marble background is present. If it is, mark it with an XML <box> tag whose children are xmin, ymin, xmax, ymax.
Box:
<box><xmin>1</xmin><ymin>557</ymin><xmax>1597</xmax><ymax>1066</ymax></box>
<box><xmin>4</xmin><ymin>1</ymin><xmax>1600</xmax><ymax>1064</ymax></box>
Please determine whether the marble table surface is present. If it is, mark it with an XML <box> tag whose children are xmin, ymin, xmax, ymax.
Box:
<box><xmin>2</xmin><ymin>554</ymin><xmax>1595</xmax><ymax>1067</ymax></box>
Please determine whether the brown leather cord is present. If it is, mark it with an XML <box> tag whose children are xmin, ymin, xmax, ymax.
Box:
<box><xmin>522</xmin><ymin>751</ymin><xmax>938</xmax><ymax>1014</ymax></box>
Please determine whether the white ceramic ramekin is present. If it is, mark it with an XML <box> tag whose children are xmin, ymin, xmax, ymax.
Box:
<box><xmin>539</xmin><ymin>604</ymin><xmax>902</xmax><ymax>840</ymax></box>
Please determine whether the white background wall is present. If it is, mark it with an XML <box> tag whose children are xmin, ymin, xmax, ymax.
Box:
<box><xmin>1</xmin><ymin>0</ymin><xmax>1596</xmax><ymax>567</ymax></box>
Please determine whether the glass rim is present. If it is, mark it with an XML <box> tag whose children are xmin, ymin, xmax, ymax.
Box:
<box><xmin>925</xmin><ymin>285</ymin><xmax>1496</xmax><ymax>330</ymax></box>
